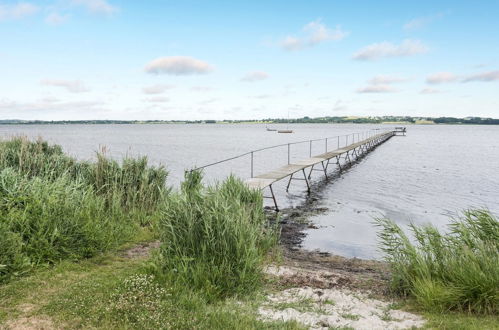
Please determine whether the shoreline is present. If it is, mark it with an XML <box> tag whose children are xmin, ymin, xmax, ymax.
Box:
<box><xmin>273</xmin><ymin>205</ymin><xmax>390</xmax><ymax>295</ymax></box>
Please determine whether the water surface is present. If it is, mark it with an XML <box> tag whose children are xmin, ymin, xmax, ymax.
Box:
<box><xmin>2</xmin><ymin>123</ymin><xmax>498</xmax><ymax>259</ymax></box>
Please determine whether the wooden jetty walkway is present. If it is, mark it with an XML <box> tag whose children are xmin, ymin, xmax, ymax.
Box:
<box><xmin>191</xmin><ymin>128</ymin><xmax>404</xmax><ymax>211</ymax></box>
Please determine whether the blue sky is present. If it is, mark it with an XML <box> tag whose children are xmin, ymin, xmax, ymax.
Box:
<box><xmin>1</xmin><ymin>0</ymin><xmax>498</xmax><ymax>120</ymax></box>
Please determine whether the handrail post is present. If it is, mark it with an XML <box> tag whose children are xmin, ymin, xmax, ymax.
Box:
<box><xmin>337</xmin><ymin>136</ymin><xmax>339</xmax><ymax>149</ymax></box>
<box><xmin>287</xmin><ymin>143</ymin><xmax>290</xmax><ymax>164</ymax></box>
<box><xmin>325</xmin><ymin>138</ymin><xmax>328</xmax><ymax>153</ymax></box>
<box><xmin>309</xmin><ymin>140</ymin><xmax>312</xmax><ymax>157</ymax></box>
<box><xmin>250</xmin><ymin>151</ymin><xmax>254</xmax><ymax>178</ymax></box>
<box><xmin>346</xmin><ymin>134</ymin><xmax>348</xmax><ymax>146</ymax></box>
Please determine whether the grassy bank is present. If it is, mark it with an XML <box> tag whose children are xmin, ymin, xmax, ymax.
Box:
<box><xmin>0</xmin><ymin>137</ymin><xmax>169</xmax><ymax>283</ymax></box>
<box><xmin>1</xmin><ymin>137</ymin><xmax>286</xmax><ymax>328</ymax></box>
<box><xmin>376</xmin><ymin>210</ymin><xmax>498</xmax><ymax>315</ymax></box>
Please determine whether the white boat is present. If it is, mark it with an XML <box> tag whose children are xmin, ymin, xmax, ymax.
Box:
<box><xmin>277</xmin><ymin>111</ymin><xmax>294</xmax><ymax>133</ymax></box>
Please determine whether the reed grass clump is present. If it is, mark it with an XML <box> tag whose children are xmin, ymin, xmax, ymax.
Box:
<box><xmin>376</xmin><ymin>210</ymin><xmax>498</xmax><ymax>314</ymax></box>
<box><xmin>0</xmin><ymin>136</ymin><xmax>169</xmax><ymax>215</ymax></box>
<box><xmin>154</xmin><ymin>171</ymin><xmax>278</xmax><ymax>300</ymax></box>
<box><xmin>0</xmin><ymin>168</ymin><xmax>137</xmax><ymax>283</ymax></box>
<box><xmin>0</xmin><ymin>137</ymin><xmax>169</xmax><ymax>283</ymax></box>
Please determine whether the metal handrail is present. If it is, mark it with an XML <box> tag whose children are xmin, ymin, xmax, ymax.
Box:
<box><xmin>190</xmin><ymin>128</ymin><xmax>392</xmax><ymax>177</ymax></box>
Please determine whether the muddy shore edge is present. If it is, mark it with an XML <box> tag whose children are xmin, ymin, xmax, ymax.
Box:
<box><xmin>268</xmin><ymin>204</ymin><xmax>391</xmax><ymax>296</ymax></box>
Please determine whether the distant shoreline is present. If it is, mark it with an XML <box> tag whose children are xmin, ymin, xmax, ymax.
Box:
<box><xmin>1</xmin><ymin>117</ymin><xmax>499</xmax><ymax>126</ymax></box>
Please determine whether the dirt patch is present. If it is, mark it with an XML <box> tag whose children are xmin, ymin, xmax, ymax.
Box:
<box><xmin>259</xmin><ymin>285</ymin><xmax>424</xmax><ymax>330</ymax></box>
<box><xmin>279</xmin><ymin>248</ymin><xmax>390</xmax><ymax>295</ymax></box>
<box><xmin>3</xmin><ymin>316</ymin><xmax>56</xmax><ymax>330</ymax></box>
<box><xmin>121</xmin><ymin>241</ymin><xmax>160</xmax><ymax>259</ymax></box>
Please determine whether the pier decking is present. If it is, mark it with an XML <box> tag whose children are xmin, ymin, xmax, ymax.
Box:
<box><xmin>191</xmin><ymin>128</ymin><xmax>400</xmax><ymax>211</ymax></box>
<box><xmin>244</xmin><ymin>131</ymin><xmax>395</xmax><ymax>210</ymax></box>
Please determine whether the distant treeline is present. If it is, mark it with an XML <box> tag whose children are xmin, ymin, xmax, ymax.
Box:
<box><xmin>432</xmin><ymin>117</ymin><xmax>499</xmax><ymax>124</ymax></box>
<box><xmin>1</xmin><ymin>116</ymin><xmax>499</xmax><ymax>125</ymax></box>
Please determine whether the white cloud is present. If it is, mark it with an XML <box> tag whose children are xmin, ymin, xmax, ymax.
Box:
<box><xmin>45</xmin><ymin>12</ymin><xmax>69</xmax><ymax>25</ymax></box>
<box><xmin>403</xmin><ymin>12</ymin><xmax>446</xmax><ymax>31</ymax></box>
<box><xmin>357</xmin><ymin>75</ymin><xmax>406</xmax><ymax>94</ymax></box>
<box><xmin>145</xmin><ymin>56</ymin><xmax>213</xmax><ymax>75</ymax></box>
<box><xmin>281</xmin><ymin>36</ymin><xmax>303</xmax><ymax>51</ymax></box>
<box><xmin>241</xmin><ymin>71</ymin><xmax>269</xmax><ymax>82</ymax></box>
<box><xmin>332</xmin><ymin>99</ymin><xmax>347</xmax><ymax>111</ymax></box>
<box><xmin>199</xmin><ymin>98</ymin><xmax>218</xmax><ymax>105</ymax></box>
<box><xmin>280</xmin><ymin>19</ymin><xmax>347</xmax><ymax>51</ymax></box>
<box><xmin>41</xmin><ymin>79</ymin><xmax>89</xmax><ymax>93</ymax></box>
<box><xmin>0</xmin><ymin>2</ymin><xmax>38</xmax><ymax>21</ymax></box>
<box><xmin>368</xmin><ymin>75</ymin><xmax>410</xmax><ymax>85</ymax></box>
<box><xmin>420</xmin><ymin>88</ymin><xmax>441</xmax><ymax>94</ymax></box>
<box><xmin>71</xmin><ymin>0</ymin><xmax>118</xmax><ymax>15</ymax></box>
<box><xmin>0</xmin><ymin>98</ymin><xmax>105</xmax><ymax>113</ymax></box>
<box><xmin>356</xmin><ymin>85</ymin><xmax>397</xmax><ymax>93</ymax></box>
<box><xmin>145</xmin><ymin>96</ymin><xmax>169</xmax><ymax>103</ymax></box>
<box><xmin>352</xmin><ymin>39</ymin><xmax>428</xmax><ymax>61</ymax></box>
<box><xmin>462</xmin><ymin>70</ymin><xmax>499</xmax><ymax>82</ymax></box>
<box><xmin>426</xmin><ymin>70</ymin><xmax>499</xmax><ymax>84</ymax></box>
<box><xmin>190</xmin><ymin>86</ymin><xmax>213</xmax><ymax>92</ymax></box>
<box><xmin>251</xmin><ymin>94</ymin><xmax>272</xmax><ymax>99</ymax></box>
<box><xmin>142</xmin><ymin>84</ymin><xmax>174</xmax><ymax>94</ymax></box>
<box><xmin>426</xmin><ymin>72</ymin><xmax>458</xmax><ymax>84</ymax></box>
<box><xmin>304</xmin><ymin>20</ymin><xmax>347</xmax><ymax>44</ymax></box>
<box><xmin>403</xmin><ymin>17</ymin><xmax>428</xmax><ymax>31</ymax></box>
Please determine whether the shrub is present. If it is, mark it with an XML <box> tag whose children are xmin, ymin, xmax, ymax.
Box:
<box><xmin>0</xmin><ymin>137</ymin><xmax>169</xmax><ymax>215</ymax></box>
<box><xmin>154</xmin><ymin>171</ymin><xmax>277</xmax><ymax>299</ymax></box>
<box><xmin>0</xmin><ymin>137</ymin><xmax>169</xmax><ymax>282</ymax></box>
<box><xmin>375</xmin><ymin>210</ymin><xmax>498</xmax><ymax>314</ymax></box>
<box><xmin>0</xmin><ymin>169</ymin><xmax>138</xmax><ymax>282</ymax></box>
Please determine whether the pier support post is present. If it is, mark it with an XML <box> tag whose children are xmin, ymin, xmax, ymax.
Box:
<box><xmin>268</xmin><ymin>184</ymin><xmax>278</xmax><ymax>212</ymax></box>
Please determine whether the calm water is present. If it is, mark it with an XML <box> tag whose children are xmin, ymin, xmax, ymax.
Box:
<box><xmin>2</xmin><ymin>124</ymin><xmax>498</xmax><ymax>259</ymax></box>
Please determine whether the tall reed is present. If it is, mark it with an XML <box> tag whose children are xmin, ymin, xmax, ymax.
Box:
<box><xmin>375</xmin><ymin>210</ymin><xmax>498</xmax><ymax>314</ymax></box>
<box><xmin>0</xmin><ymin>137</ymin><xmax>169</xmax><ymax>283</ymax></box>
<box><xmin>154</xmin><ymin>171</ymin><xmax>278</xmax><ymax>300</ymax></box>
<box><xmin>0</xmin><ymin>137</ymin><xmax>169</xmax><ymax>215</ymax></box>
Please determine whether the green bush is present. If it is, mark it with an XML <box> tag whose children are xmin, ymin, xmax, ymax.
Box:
<box><xmin>154</xmin><ymin>171</ymin><xmax>277</xmax><ymax>300</ymax></box>
<box><xmin>0</xmin><ymin>137</ymin><xmax>169</xmax><ymax>215</ymax></box>
<box><xmin>0</xmin><ymin>137</ymin><xmax>169</xmax><ymax>283</ymax></box>
<box><xmin>376</xmin><ymin>210</ymin><xmax>498</xmax><ymax>314</ymax></box>
<box><xmin>0</xmin><ymin>221</ymin><xmax>30</xmax><ymax>283</ymax></box>
<box><xmin>0</xmin><ymin>169</ymin><xmax>137</xmax><ymax>282</ymax></box>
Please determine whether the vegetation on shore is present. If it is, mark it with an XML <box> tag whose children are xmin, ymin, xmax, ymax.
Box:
<box><xmin>1</xmin><ymin>137</ymin><xmax>287</xmax><ymax>328</ymax></box>
<box><xmin>153</xmin><ymin>171</ymin><xmax>278</xmax><ymax>300</ymax></box>
<box><xmin>0</xmin><ymin>137</ymin><xmax>168</xmax><ymax>283</ymax></box>
<box><xmin>376</xmin><ymin>210</ymin><xmax>498</xmax><ymax>315</ymax></box>
<box><xmin>1</xmin><ymin>137</ymin><xmax>498</xmax><ymax>329</ymax></box>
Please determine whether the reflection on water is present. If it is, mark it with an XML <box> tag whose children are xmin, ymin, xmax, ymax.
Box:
<box><xmin>2</xmin><ymin>123</ymin><xmax>498</xmax><ymax>259</ymax></box>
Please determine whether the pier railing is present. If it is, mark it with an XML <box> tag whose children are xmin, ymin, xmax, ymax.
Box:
<box><xmin>190</xmin><ymin>128</ymin><xmax>393</xmax><ymax>178</ymax></box>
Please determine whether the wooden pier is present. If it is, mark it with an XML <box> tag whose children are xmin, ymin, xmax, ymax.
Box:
<box><xmin>191</xmin><ymin>128</ymin><xmax>401</xmax><ymax>211</ymax></box>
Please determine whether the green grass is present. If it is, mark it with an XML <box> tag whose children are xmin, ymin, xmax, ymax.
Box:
<box><xmin>0</xmin><ymin>137</ymin><xmax>169</xmax><ymax>215</ymax></box>
<box><xmin>375</xmin><ymin>209</ymin><xmax>498</xmax><ymax>314</ymax></box>
<box><xmin>0</xmin><ymin>244</ymin><xmax>302</xmax><ymax>330</ymax></box>
<box><xmin>0</xmin><ymin>137</ymin><xmax>169</xmax><ymax>283</ymax></box>
<box><xmin>153</xmin><ymin>171</ymin><xmax>279</xmax><ymax>300</ymax></box>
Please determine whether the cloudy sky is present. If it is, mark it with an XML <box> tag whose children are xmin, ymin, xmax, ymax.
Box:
<box><xmin>1</xmin><ymin>0</ymin><xmax>498</xmax><ymax>120</ymax></box>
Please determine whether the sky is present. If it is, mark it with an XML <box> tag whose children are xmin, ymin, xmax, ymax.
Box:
<box><xmin>1</xmin><ymin>0</ymin><xmax>499</xmax><ymax>120</ymax></box>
